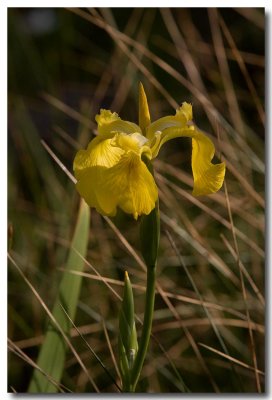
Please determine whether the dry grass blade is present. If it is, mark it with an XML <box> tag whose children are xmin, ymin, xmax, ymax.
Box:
<box><xmin>223</xmin><ymin>182</ymin><xmax>261</xmax><ymax>392</ymax></box>
<box><xmin>68</xmin><ymin>8</ymin><xmax>264</xmax><ymax>175</ymax></box>
<box><xmin>165</xmin><ymin>231</ymin><xmax>243</xmax><ymax>380</ymax></box>
<box><xmin>152</xmin><ymin>33</ymin><xmax>264</xmax><ymax>67</ymax></box>
<box><xmin>224</xmin><ymin>159</ymin><xmax>264</xmax><ymax>209</ymax></box>
<box><xmin>157</xmin><ymin>172</ymin><xmax>264</xmax><ymax>256</ymax></box>
<box><xmin>155</xmin><ymin>281</ymin><xmax>220</xmax><ymax>392</ymax></box>
<box><xmin>221</xmin><ymin>234</ymin><xmax>264</xmax><ymax>306</ymax></box>
<box><xmin>160</xmin><ymin>8</ymin><xmax>220</xmax><ymax>133</ymax></box>
<box><xmin>9</xmin><ymin>7</ymin><xmax>264</xmax><ymax>394</ymax></box>
<box><xmin>156</xmin><ymin>159</ymin><xmax>264</xmax><ymax>222</ymax></box>
<box><xmin>209</xmin><ymin>9</ymin><xmax>244</xmax><ymax>137</ymax></box>
<box><xmin>107</xmin><ymin>9</ymin><xmax>155</xmax><ymax>112</ymax></box>
<box><xmin>89</xmin><ymin>8</ymin><xmax>144</xmax><ymax>113</ymax></box>
<box><xmin>8</xmin><ymin>338</ymin><xmax>70</xmax><ymax>393</ymax></box>
<box><xmin>198</xmin><ymin>342</ymin><xmax>264</xmax><ymax>376</ymax></box>
<box><xmin>153</xmin><ymin>319</ymin><xmax>264</xmax><ymax>334</ymax></box>
<box><xmin>42</xmin><ymin>92</ymin><xmax>95</xmax><ymax>129</ymax></box>
<box><xmin>8</xmin><ymin>253</ymin><xmax>99</xmax><ymax>393</ymax></box>
<box><xmin>102</xmin><ymin>319</ymin><xmax>121</xmax><ymax>382</ymax></box>
<box><xmin>68</xmin><ymin>8</ymin><xmax>179</xmax><ymax>110</ymax></box>
<box><xmin>219</xmin><ymin>15</ymin><xmax>264</xmax><ymax>125</ymax></box>
<box><xmin>161</xmin><ymin>212</ymin><xmax>240</xmax><ymax>286</ymax></box>
<box><xmin>72</xmin><ymin>251</ymin><xmax>188</xmax><ymax>390</ymax></box>
<box><xmin>14</xmin><ymin>322</ymin><xmax>108</xmax><ymax>350</ymax></box>
<box><xmin>56</xmin><ymin>268</ymin><xmax>250</xmax><ymax>321</ymax></box>
<box><xmin>54</xmin><ymin>126</ymin><xmax>82</xmax><ymax>150</ymax></box>
<box><xmin>41</xmin><ymin>140</ymin><xmax>77</xmax><ymax>184</ymax></box>
<box><xmin>59</xmin><ymin>304</ymin><xmax>122</xmax><ymax>392</ymax></box>
<box><xmin>234</xmin><ymin>8</ymin><xmax>264</xmax><ymax>30</ymax></box>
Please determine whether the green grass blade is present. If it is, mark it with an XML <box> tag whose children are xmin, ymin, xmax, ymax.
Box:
<box><xmin>28</xmin><ymin>199</ymin><xmax>90</xmax><ymax>393</ymax></box>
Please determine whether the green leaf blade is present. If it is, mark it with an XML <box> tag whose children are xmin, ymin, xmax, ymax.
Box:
<box><xmin>28</xmin><ymin>200</ymin><xmax>90</xmax><ymax>393</ymax></box>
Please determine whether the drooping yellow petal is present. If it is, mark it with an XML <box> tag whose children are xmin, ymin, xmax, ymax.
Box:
<box><xmin>73</xmin><ymin>133</ymin><xmax>125</xmax><ymax>214</ymax></box>
<box><xmin>75</xmin><ymin>152</ymin><xmax>158</xmax><ymax>219</ymax></box>
<box><xmin>75</xmin><ymin>166</ymin><xmax>119</xmax><ymax>216</ymax></box>
<box><xmin>146</xmin><ymin>101</ymin><xmax>225</xmax><ymax>195</ymax></box>
<box><xmin>139</xmin><ymin>82</ymin><xmax>151</xmax><ymax>135</ymax></box>
<box><xmin>154</xmin><ymin>125</ymin><xmax>225</xmax><ymax>196</ymax></box>
<box><xmin>95</xmin><ymin>109</ymin><xmax>142</xmax><ymax>136</ymax></box>
<box><xmin>73</xmin><ymin>132</ymin><xmax>158</xmax><ymax>218</ymax></box>
<box><xmin>191</xmin><ymin>133</ymin><xmax>226</xmax><ymax>196</ymax></box>
<box><xmin>104</xmin><ymin>152</ymin><xmax>158</xmax><ymax>219</ymax></box>
<box><xmin>73</xmin><ymin>135</ymin><xmax>124</xmax><ymax>179</ymax></box>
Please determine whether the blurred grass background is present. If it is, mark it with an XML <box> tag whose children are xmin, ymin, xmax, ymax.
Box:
<box><xmin>8</xmin><ymin>7</ymin><xmax>265</xmax><ymax>393</ymax></box>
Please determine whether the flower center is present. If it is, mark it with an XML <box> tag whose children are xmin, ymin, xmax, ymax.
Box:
<box><xmin>111</xmin><ymin>132</ymin><xmax>152</xmax><ymax>159</ymax></box>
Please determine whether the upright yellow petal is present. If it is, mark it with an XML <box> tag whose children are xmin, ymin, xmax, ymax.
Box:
<box><xmin>139</xmin><ymin>82</ymin><xmax>151</xmax><ymax>135</ymax></box>
<box><xmin>95</xmin><ymin>109</ymin><xmax>120</xmax><ymax>127</ymax></box>
<box><xmin>147</xmin><ymin>102</ymin><xmax>193</xmax><ymax>143</ymax></box>
<box><xmin>175</xmin><ymin>102</ymin><xmax>193</xmax><ymax>122</ymax></box>
<box><xmin>95</xmin><ymin>109</ymin><xmax>142</xmax><ymax>136</ymax></box>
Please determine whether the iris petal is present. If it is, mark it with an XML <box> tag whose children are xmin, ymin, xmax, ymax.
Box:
<box><xmin>147</xmin><ymin>102</ymin><xmax>192</xmax><ymax>142</ymax></box>
<box><xmin>73</xmin><ymin>98</ymin><xmax>224</xmax><ymax>218</ymax></box>
<box><xmin>156</xmin><ymin>125</ymin><xmax>225</xmax><ymax>196</ymax></box>
<box><xmin>73</xmin><ymin>136</ymin><xmax>124</xmax><ymax>180</ymax></box>
<box><xmin>73</xmin><ymin>132</ymin><xmax>158</xmax><ymax>218</ymax></box>
<box><xmin>104</xmin><ymin>153</ymin><xmax>158</xmax><ymax>219</ymax></box>
<box><xmin>191</xmin><ymin>130</ymin><xmax>225</xmax><ymax>196</ymax></box>
<box><xmin>75</xmin><ymin>166</ymin><xmax>119</xmax><ymax>216</ymax></box>
<box><xmin>95</xmin><ymin>109</ymin><xmax>142</xmax><ymax>136</ymax></box>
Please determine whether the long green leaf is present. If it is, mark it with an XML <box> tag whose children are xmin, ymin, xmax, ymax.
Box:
<box><xmin>28</xmin><ymin>199</ymin><xmax>90</xmax><ymax>393</ymax></box>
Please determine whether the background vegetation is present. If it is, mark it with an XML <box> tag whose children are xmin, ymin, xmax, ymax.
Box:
<box><xmin>8</xmin><ymin>8</ymin><xmax>265</xmax><ymax>393</ymax></box>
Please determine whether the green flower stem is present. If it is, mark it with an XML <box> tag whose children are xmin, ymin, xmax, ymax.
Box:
<box><xmin>130</xmin><ymin>264</ymin><xmax>156</xmax><ymax>392</ymax></box>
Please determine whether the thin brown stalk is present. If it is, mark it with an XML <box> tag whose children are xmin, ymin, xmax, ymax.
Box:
<box><xmin>54</xmin><ymin>126</ymin><xmax>82</xmax><ymax>150</ymax></box>
<box><xmin>152</xmin><ymin>34</ymin><xmax>265</xmax><ymax>67</ymax></box>
<box><xmin>156</xmin><ymin>284</ymin><xmax>220</xmax><ymax>392</ymax></box>
<box><xmin>161</xmin><ymin>211</ymin><xmax>240</xmax><ymax>286</ymax></box>
<box><xmin>153</xmin><ymin>318</ymin><xmax>264</xmax><ymax>334</ymax></box>
<box><xmin>234</xmin><ymin>8</ymin><xmax>264</xmax><ymax>30</ymax></box>
<box><xmin>89</xmin><ymin>8</ymin><xmax>144</xmax><ymax>114</ymax></box>
<box><xmin>209</xmin><ymin>9</ymin><xmax>244</xmax><ymax>137</ymax></box>
<box><xmin>56</xmin><ymin>268</ymin><xmax>250</xmax><ymax>320</ymax></box>
<box><xmin>68</xmin><ymin>7</ymin><xmax>264</xmax><ymax>173</ymax></box>
<box><xmin>221</xmin><ymin>234</ymin><xmax>265</xmax><ymax>306</ymax></box>
<box><xmin>59</xmin><ymin>305</ymin><xmax>121</xmax><ymax>392</ymax></box>
<box><xmin>219</xmin><ymin>15</ymin><xmax>264</xmax><ymax>125</ymax></box>
<box><xmin>223</xmin><ymin>182</ymin><xmax>262</xmax><ymax>392</ymax></box>
<box><xmin>156</xmin><ymin>160</ymin><xmax>265</xmax><ymax>232</ymax></box>
<box><xmin>158</xmin><ymin>172</ymin><xmax>264</xmax><ymax>248</ymax></box>
<box><xmin>198</xmin><ymin>342</ymin><xmax>264</xmax><ymax>376</ymax></box>
<box><xmin>41</xmin><ymin>140</ymin><xmax>77</xmax><ymax>184</ymax></box>
<box><xmin>42</xmin><ymin>93</ymin><xmax>95</xmax><ymax>129</ymax></box>
<box><xmin>109</xmin><ymin>9</ymin><xmax>155</xmax><ymax>112</ymax></box>
<box><xmin>8</xmin><ymin>253</ymin><xmax>99</xmax><ymax>393</ymax></box>
<box><xmin>102</xmin><ymin>320</ymin><xmax>121</xmax><ymax>381</ymax></box>
<box><xmin>8</xmin><ymin>338</ymin><xmax>70</xmax><ymax>393</ymax></box>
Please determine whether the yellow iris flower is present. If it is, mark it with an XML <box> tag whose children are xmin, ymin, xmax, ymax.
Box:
<box><xmin>73</xmin><ymin>84</ymin><xmax>225</xmax><ymax>219</ymax></box>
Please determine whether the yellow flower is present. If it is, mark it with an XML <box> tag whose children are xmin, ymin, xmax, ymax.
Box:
<box><xmin>73</xmin><ymin>84</ymin><xmax>225</xmax><ymax>219</ymax></box>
